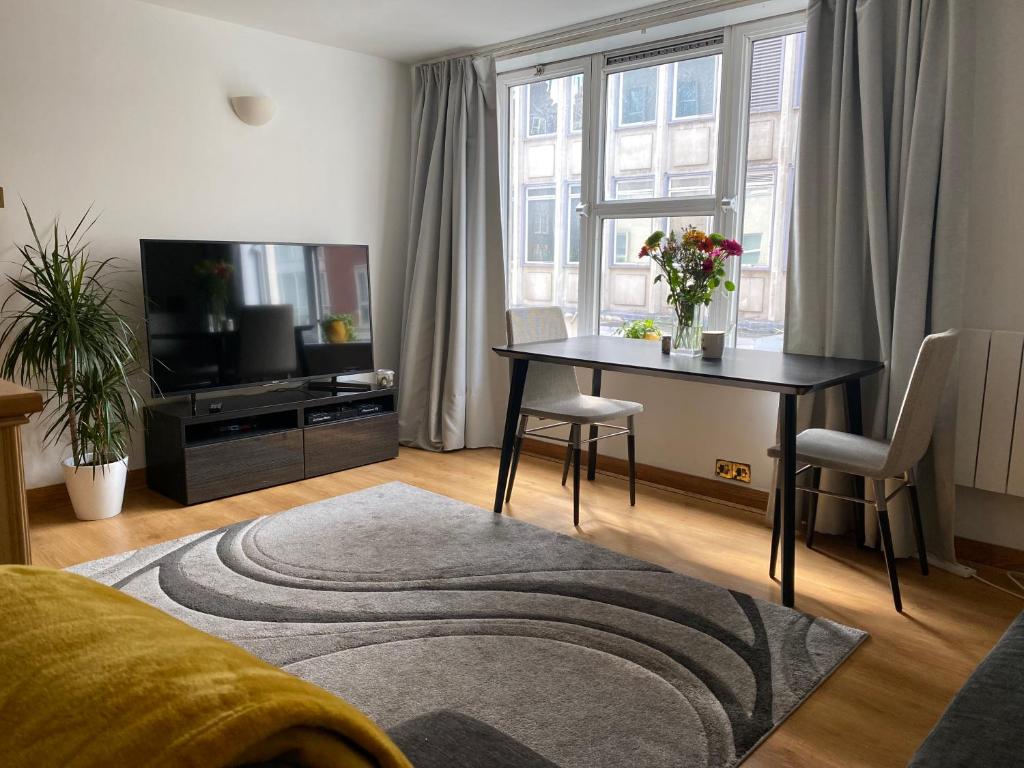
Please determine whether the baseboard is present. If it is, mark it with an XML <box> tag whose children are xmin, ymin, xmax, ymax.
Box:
<box><xmin>520</xmin><ymin>437</ymin><xmax>769</xmax><ymax>511</ymax></box>
<box><xmin>27</xmin><ymin>468</ymin><xmax>148</xmax><ymax>512</ymax></box>
<box><xmin>955</xmin><ymin>536</ymin><xmax>1024</xmax><ymax>571</ymax></box>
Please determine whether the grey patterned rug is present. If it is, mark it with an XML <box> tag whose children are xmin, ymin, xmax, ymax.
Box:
<box><xmin>72</xmin><ymin>481</ymin><xmax>865</xmax><ymax>767</ymax></box>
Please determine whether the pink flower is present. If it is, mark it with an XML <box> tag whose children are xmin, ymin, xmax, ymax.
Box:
<box><xmin>702</xmin><ymin>257</ymin><xmax>714</xmax><ymax>273</ymax></box>
<box><xmin>722</xmin><ymin>238</ymin><xmax>743</xmax><ymax>256</ymax></box>
<box><xmin>638</xmin><ymin>244</ymin><xmax>650</xmax><ymax>259</ymax></box>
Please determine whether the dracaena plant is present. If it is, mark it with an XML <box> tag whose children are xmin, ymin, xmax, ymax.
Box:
<box><xmin>0</xmin><ymin>204</ymin><xmax>141</xmax><ymax>467</ymax></box>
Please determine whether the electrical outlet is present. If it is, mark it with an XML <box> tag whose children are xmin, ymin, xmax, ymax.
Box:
<box><xmin>716</xmin><ymin>459</ymin><xmax>751</xmax><ymax>483</ymax></box>
<box><xmin>715</xmin><ymin>459</ymin><xmax>736</xmax><ymax>480</ymax></box>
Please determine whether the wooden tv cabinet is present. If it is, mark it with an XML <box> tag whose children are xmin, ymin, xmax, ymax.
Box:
<box><xmin>144</xmin><ymin>384</ymin><xmax>398</xmax><ymax>505</ymax></box>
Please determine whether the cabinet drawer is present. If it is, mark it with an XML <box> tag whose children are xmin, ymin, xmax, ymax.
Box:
<box><xmin>304</xmin><ymin>413</ymin><xmax>398</xmax><ymax>478</ymax></box>
<box><xmin>185</xmin><ymin>429</ymin><xmax>304</xmax><ymax>504</ymax></box>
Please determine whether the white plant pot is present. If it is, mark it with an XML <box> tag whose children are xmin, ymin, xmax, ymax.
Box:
<box><xmin>62</xmin><ymin>455</ymin><xmax>128</xmax><ymax>521</ymax></box>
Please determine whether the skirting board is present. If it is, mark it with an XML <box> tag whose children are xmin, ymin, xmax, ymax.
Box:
<box><xmin>26</xmin><ymin>468</ymin><xmax>148</xmax><ymax>513</ymax></box>
<box><xmin>955</xmin><ymin>536</ymin><xmax>1024</xmax><ymax>571</ymax></box>
<box><xmin>520</xmin><ymin>437</ymin><xmax>769</xmax><ymax>511</ymax></box>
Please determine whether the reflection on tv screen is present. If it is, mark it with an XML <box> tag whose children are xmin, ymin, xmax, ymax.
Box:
<box><xmin>141</xmin><ymin>241</ymin><xmax>373</xmax><ymax>395</ymax></box>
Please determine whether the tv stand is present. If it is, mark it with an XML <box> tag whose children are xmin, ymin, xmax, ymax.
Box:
<box><xmin>144</xmin><ymin>381</ymin><xmax>398</xmax><ymax>505</ymax></box>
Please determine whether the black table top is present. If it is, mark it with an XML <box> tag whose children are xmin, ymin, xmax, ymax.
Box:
<box><xmin>493</xmin><ymin>335</ymin><xmax>884</xmax><ymax>395</ymax></box>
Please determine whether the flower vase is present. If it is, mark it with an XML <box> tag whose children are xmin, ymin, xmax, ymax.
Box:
<box><xmin>672</xmin><ymin>303</ymin><xmax>704</xmax><ymax>357</ymax></box>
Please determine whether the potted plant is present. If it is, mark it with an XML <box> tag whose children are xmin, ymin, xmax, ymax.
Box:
<box><xmin>0</xmin><ymin>205</ymin><xmax>141</xmax><ymax>520</ymax></box>
<box><xmin>639</xmin><ymin>227</ymin><xmax>742</xmax><ymax>356</ymax></box>
<box><xmin>616</xmin><ymin>318</ymin><xmax>662</xmax><ymax>340</ymax></box>
<box><xmin>321</xmin><ymin>312</ymin><xmax>354</xmax><ymax>344</ymax></box>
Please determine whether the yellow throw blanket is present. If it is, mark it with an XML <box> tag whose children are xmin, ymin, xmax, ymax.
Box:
<box><xmin>0</xmin><ymin>566</ymin><xmax>412</xmax><ymax>768</ymax></box>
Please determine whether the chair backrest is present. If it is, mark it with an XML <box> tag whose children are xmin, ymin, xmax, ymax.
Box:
<box><xmin>238</xmin><ymin>304</ymin><xmax>297</xmax><ymax>380</ymax></box>
<box><xmin>884</xmin><ymin>330</ymin><xmax>959</xmax><ymax>473</ymax></box>
<box><xmin>505</xmin><ymin>307</ymin><xmax>580</xmax><ymax>407</ymax></box>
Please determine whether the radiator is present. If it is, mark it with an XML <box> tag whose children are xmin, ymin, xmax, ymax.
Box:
<box><xmin>956</xmin><ymin>329</ymin><xmax>1024</xmax><ymax>495</ymax></box>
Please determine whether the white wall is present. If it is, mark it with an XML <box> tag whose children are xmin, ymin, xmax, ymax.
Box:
<box><xmin>957</xmin><ymin>0</ymin><xmax>1024</xmax><ymax>549</ymax></box>
<box><xmin>0</xmin><ymin>0</ymin><xmax>411</xmax><ymax>488</ymax></box>
<box><xmin>587</xmin><ymin>373</ymin><xmax>779</xmax><ymax>492</ymax></box>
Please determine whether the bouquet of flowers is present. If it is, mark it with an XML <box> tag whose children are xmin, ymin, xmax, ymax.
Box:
<box><xmin>639</xmin><ymin>227</ymin><xmax>742</xmax><ymax>354</ymax></box>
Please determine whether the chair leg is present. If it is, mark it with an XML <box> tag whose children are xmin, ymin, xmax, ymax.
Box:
<box><xmin>806</xmin><ymin>466</ymin><xmax>822</xmax><ymax>549</ymax></box>
<box><xmin>505</xmin><ymin>415</ymin><xmax>528</xmax><ymax>504</ymax></box>
<box><xmin>906</xmin><ymin>469</ymin><xmax>929</xmax><ymax>576</ymax></box>
<box><xmin>769</xmin><ymin>488</ymin><xmax>781</xmax><ymax>579</ymax></box>
<box><xmin>626</xmin><ymin>415</ymin><xmax>636</xmax><ymax>507</ymax></box>
<box><xmin>560</xmin><ymin>440</ymin><xmax>573</xmax><ymax>486</ymax></box>
<box><xmin>873</xmin><ymin>478</ymin><xmax>903</xmax><ymax>612</ymax></box>
<box><xmin>571</xmin><ymin>424</ymin><xmax>581</xmax><ymax>526</ymax></box>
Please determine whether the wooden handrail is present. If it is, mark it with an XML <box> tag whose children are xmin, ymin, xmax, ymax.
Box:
<box><xmin>0</xmin><ymin>381</ymin><xmax>44</xmax><ymax>564</ymax></box>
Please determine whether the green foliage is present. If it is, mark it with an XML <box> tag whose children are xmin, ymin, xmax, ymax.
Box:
<box><xmin>615</xmin><ymin>318</ymin><xmax>661</xmax><ymax>339</ymax></box>
<box><xmin>639</xmin><ymin>227</ymin><xmax>741</xmax><ymax>328</ymax></box>
<box><xmin>0</xmin><ymin>204</ymin><xmax>141</xmax><ymax>467</ymax></box>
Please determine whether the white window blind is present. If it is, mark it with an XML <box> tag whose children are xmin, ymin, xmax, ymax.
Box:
<box><xmin>749</xmin><ymin>37</ymin><xmax>784</xmax><ymax>112</ymax></box>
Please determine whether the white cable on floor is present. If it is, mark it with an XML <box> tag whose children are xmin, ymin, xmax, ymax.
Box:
<box><xmin>972</xmin><ymin>572</ymin><xmax>1024</xmax><ymax>601</ymax></box>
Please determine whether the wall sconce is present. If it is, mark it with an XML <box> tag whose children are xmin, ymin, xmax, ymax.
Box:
<box><xmin>229</xmin><ymin>96</ymin><xmax>277</xmax><ymax>127</ymax></box>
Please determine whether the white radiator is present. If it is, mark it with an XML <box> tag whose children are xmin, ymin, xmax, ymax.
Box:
<box><xmin>956</xmin><ymin>329</ymin><xmax>1024</xmax><ymax>495</ymax></box>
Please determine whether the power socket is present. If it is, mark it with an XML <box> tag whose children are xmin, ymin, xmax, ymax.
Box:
<box><xmin>716</xmin><ymin>459</ymin><xmax>751</xmax><ymax>483</ymax></box>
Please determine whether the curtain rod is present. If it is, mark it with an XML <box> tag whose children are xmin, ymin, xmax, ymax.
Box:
<box><xmin>416</xmin><ymin>0</ymin><xmax>768</xmax><ymax>66</ymax></box>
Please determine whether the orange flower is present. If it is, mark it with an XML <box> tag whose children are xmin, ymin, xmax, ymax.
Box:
<box><xmin>682</xmin><ymin>229</ymin><xmax>707</xmax><ymax>247</ymax></box>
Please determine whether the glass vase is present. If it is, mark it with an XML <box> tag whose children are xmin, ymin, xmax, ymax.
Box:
<box><xmin>672</xmin><ymin>303</ymin><xmax>704</xmax><ymax>357</ymax></box>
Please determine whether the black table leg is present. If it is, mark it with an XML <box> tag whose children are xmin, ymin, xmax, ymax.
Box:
<box><xmin>494</xmin><ymin>359</ymin><xmax>529</xmax><ymax>514</ymax></box>
<box><xmin>844</xmin><ymin>379</ymin><xmax>866</xmax><ymax>548</ymax></box>
<box><xmin>587</xmin><ymin>369</ymin><xmax>602</xmax><ymax>481</ymax></box>
<box><xmin>781</xmin><ymin>393</ymin><xmax>797</xmax><ymax>608</ymax></box>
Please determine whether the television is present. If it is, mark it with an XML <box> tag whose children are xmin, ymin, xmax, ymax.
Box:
<box><xmin>140</xmin><ymin>240</ymin><xmax>373</xmax><ymax>396</ymax></box>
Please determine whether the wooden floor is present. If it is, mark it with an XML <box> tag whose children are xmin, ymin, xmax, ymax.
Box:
<box><xmin>29</xmin><ymin>447</ymin><xmax>1023</xmax><ymax>767</ymax></box>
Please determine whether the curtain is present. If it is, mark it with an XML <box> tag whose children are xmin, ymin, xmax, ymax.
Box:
<box><xmin>397</xmin><ymin>56</ymin><xmax>508</xmax><ymax>451</ymax></box>
<box><xmin>783</xmin><ymin>0</ymin><xmax>973</xmax><ymax>564</ymax></box>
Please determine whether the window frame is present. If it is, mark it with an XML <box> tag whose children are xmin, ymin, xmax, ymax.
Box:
<box><xmin>497</xmin><ymin>10</ymin><xmax>806</xmax><ymax>339</ymax></box>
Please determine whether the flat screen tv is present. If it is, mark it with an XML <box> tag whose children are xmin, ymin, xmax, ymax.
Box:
<box><xmin>140</xmin><ymin>240</ymin><xmax>373</xmax><ymax>396</ymax></box>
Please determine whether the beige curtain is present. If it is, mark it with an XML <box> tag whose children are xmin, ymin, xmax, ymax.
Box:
<box><xmin>784</xmin><ymin>0</ymin><xmax>974</xmax><ymax>564</ymax></box>
<box><xmin>397</xmin><ymin>56</ymin><xmax>508</xmax><ymax>450</ymax></box>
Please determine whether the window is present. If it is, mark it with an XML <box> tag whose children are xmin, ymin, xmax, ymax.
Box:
<box><xmin>566</xmin><ymin>183</ymin><xmax>581</xmax><ymax>263</ymax></box>
<box><xmin>618</xmin><ymin>67</ymin><xmax>658</xmax><ymax>125</ymax></box>
<box><xmin>354</xmin><ymin>265</ymin><xmax>371</xmax><ymax>328</ymax></box>
<box><xmin>525</xmin><ymin>186</ymin><xmax>556</xmax><ymax>263</ymax></box>
<box><xmin>749</xmin><ymin>37</ymin><xmax>784</xmax><ymax>113</ymax></box>
<box><xmin>605</xmin><ymin>54</ymin><xmax>722</xmax><ymax>201</ymax></box>
<box><xmin>739</xmin><ymin>168</ymin><xmax>776</xmax><ymax>267</ymax></box>
<box><xmin>792</xmin><ymin>32</ymin><xmax>805</xmax><ymax>109</ymax></box>
<box><xmin>673</xmin><ymin>56</ymin><xmax>718</xmax><ymax>118</ymax></box>
<box><xmin>528</xmin><ymin>81</ymin><xmax>557</xmax><ymax>136</ymax></box>
<box><xmin>600</xmin><ymin>216</ymin><xmax>713</xmax><ymax>335</ymax></box>
<box><xmin>501</xmin><ymin>16</ymin><xmax>804</xmax><ymax>346</ymax></box>
<box><xmin>666</xmin><ymin>172</ymin><xmax>714</xmax><ymax>198</ymax></box>
<box><xmin>570</xmin><ymin>74</ymin><xmax>584</xmax><ymax>132</ymax></box>
<box><xmin>734</xmin><ymin>31</ymin><xmax>804</xmax><ymax>351</ymax></box>
<box><xmin>504</xmin><ymin>71</ymin><xmax>583</xmax><ymax>326</ymax></box>
<box><xmin>741</xmin><ymin>233</ymin><xmax>763</xmax><ymax>265</ymax></box>
<box><xmin>609</xmin><ymin>178</ymin><xmax>655</xmax><ymax>265</ymax></box>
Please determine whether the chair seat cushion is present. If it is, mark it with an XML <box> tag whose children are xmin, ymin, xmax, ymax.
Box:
<box><xmin>522</xmin><ymin>393</ymin><xmax>643</xmax><ymax>423</ymax></box>
<box><xmin>767</xmin><ymin>428</ymin><xmax>890</xmax><ymax>475</ymax></box>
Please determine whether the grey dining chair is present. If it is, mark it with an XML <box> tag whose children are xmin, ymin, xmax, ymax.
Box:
<box><xmin>767</xmin><ymin>329</ymin><xmax>959</xmax><ymax>612</ymax></box>
<box><xmin>504</xmin><ymin>307</ymin><xmax>644</xmax><ymax>524</ymax></box>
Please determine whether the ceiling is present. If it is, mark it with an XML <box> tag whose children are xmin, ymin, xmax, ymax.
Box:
<box><xmin>139</xmin><ymin>0</ymin><xmax>668</xmax><ymax>63</ymax></box>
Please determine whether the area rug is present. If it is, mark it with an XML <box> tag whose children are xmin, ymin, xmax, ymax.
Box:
<box><xmin>71</xmin><ymin>481</ymin><xmax>865</xmax><ymax>767</ymax></box>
